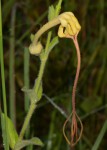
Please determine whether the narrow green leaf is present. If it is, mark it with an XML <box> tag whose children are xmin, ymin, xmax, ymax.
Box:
<box><xmin>48</xmin><ymin>5</ymin><xmax>55</xmax><ymax>21</ymax></box>
<box><xmin>48</xmin><ymin>36</ymin><xmax>59</xmax><ymax>53</ymax></box>
<box><xmin>1</xmin><ymin>112</ymin><xmax>8</xmax><ymax>150</ymax></box>
<box><xmin>1</xmin><ymin>113</ymin><xmax>18</xmax><ymax>149</ymax></box>
<box><xmin>55</xmin><ymin>0</ymin><xmax>63</xmax><ymax>16</ymax></box>
<box><xmin>92</xmin><ymin>120</ymin><xmax>107</xmax><ymax>150</ymax></box>
<box><xmin>14</xmin><ymin>137</ymin><xmax>44</xmax><ymax>150</ymax></box>
<box><xmin>0</xmin><ymin>2</ymin><xmax>9</xmax><ymax>149</ymax></box>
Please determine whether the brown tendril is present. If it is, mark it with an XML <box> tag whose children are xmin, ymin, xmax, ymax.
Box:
<box><xmin>63</xmin><ymin>34</ymin><xmax>83</xmax><ymax>147</ymax></box>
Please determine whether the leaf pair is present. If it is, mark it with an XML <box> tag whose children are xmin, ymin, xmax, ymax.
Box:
<box><xmin>22</xmin><ymin>78</ymin><xmax>43</xmax><ymax>103</ymax></box>
<box><xmin>48</xmin><ymin>0</ymin><xmax>62</xmax><ymax>21</ymax></box>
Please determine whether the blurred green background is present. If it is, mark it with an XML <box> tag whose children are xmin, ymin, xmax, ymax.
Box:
<box><xmin>0</xmin><ymin>0</ymin><xmax>107</xmax><ymax>149</ymax></box>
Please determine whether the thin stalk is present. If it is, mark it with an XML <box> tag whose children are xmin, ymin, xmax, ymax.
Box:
<box><xmin>18</xmin><ymin>58</ymin><xmax>46</xmax><ymax>141</ymax></box>
<box><xmin>72</xmin><ymin>36</ymin><xmax>81</xmax><ymax>113</ymax></box>
<box><xmin>34</xmin><ymin>58</ymin><xmax>47</xmax><ymax>94</ymax></box>
<box><xmin>24</xmin><ymin>47</ymin><xmax>30</xmax><ymax>150</ymax></box>
<box><xmin>18</xmin><ymin>60</ymin><xmax>45</xmax><ymax>141</ymax></box>
<box><xmin>46</xmin><ymin>111</ymin><xmax>56</xmax><ymax>150</ymax></box>
<box><xmin>17</xmin><ymin>0</ymin><xmax>62</xmax><ymax>142</ymax></box>
<box><xmin>9</xmin><ymin>4</ymin><xmax>16</xmax><ymax>127</ymax></box>
<box><xmin>19</xmin><ymin>103</ymin><xmax>36</xmax><ymax>140</ymax></box>
<box><xmin>34</xmin><ymin>32</ymin><xmax>52</xmax><ymax>93</ymax></box>
<box><xmin>24</xmin><ymin>47</ymin><xmax>30</xmax><ymax>112</ymax></box>
<box><xmin>0</xmin><ymin>1</ymin><xmax>9</xmax><ymax>149</ymax></box>
<box><xmin>18</xmin><ymin>32</ymin><xmax>52</xmax><ymax>141</ymax></box>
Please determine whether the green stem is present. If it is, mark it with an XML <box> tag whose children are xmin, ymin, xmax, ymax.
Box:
<box><xmin>35</xmin><ymin>59</ymin><xmax>47</xmax><ymax>93</ymax></box>
<box><xmin>35</xmin><ymin>31</ymin><xmax>53</xmax><ymax>93</ymax></box>
<box><xmin>24</xmin><ymin>47</ymin><xmax>30</xmax><ymax>141</ymax></box>
<box><xmin>19</xmin><ymin>103</ymin><xmax>36</xmax><ymax>140</ymax></box>
<box><xmin>18</xmin><ymin>2</ymin><xmax>61</xmax><ymax>141</ymax></box>
<box><xmin>18</xmin><ymin>32</ymin><xmax>52</xmax><ymax>141</ymax></box>
<box><xmin>0</xmin><ymin>1</ymin><xmax>9</xmax><ymax>149</ymax></box>
<box><xmin>18</xmin><ymin>55</ymin><xmax>47</xmax><ymax>141</ymax></box>
<box><xmin>24</xmin><ymin>47</ymin><xmax>30</xmax><ymax>112</ymax></box>
<box><xmin>9</xmin><ymin>4</ymin><xmax>16</xmax><ymax>127</ymax></box>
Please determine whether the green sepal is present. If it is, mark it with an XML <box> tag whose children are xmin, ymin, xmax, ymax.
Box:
<box><xmin>1</xmin><ymin>113</ymin><xmax>18</xmax><ymax>149</ymax></box>
<box><xmin>48</xmin><ymin>5</ymin><xmax>56</xmax><ymax>21</ymax></box>
<box><xmin>14</xmin><ymin>137</ymin><xmax>44</xmax><ymax>150</ymax></box>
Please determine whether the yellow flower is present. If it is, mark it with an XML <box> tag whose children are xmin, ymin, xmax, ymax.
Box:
<box><xmin>58</xmin><ymin>12</ymin><xmax>81</xmax><ymax>38</ymax></box>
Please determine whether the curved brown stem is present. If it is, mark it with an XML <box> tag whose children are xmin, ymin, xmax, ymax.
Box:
<box><xmin>71</xmin><ymin>34</ymin><xmax>81</xmax><ymax>113</ymax></box>
<box><xmin>63</xmin><ymin>34</ymin><xmax>83</xmax><ymax>147</ymax></box>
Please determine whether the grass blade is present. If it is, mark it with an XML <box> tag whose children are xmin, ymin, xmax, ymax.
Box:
<box><xmin>9</xmin><ymin>4</ymin><xmax>16</xmax><ymax>127</ymax></box>
<box><xmin>0</xmin><ymin>1</ymin><xmax>9</xmax><ymax>149</ymax></box>
<box><xmin>2</xmin><ymin>0</ymin><xmax>15</xmax><ymax>24</ymax></box>
<box><xmin>92</xmin><ymin>120</ymin><xmax>107</xmax><ymax>150</ymax></box>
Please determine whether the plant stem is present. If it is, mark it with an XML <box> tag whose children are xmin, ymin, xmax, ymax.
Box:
<box><xmin>24</xmin><ymin>47</ymin><xmax>30</xmax><ymax>142</ymax></box>
<box><xmin>18</xmin><ymin>49</ymin><xmax>48</xmax><ymax>141</ymax></box>
<box><xmin>24</xmin><ymin>47</ymin><xmax>30</xmax><ymax>112</ymax></box>
<box><xmin>19</xmin><ymin>103</ymin><xmax>36</xmax><ymax>140</ymax></box>
<box><xmin>35</xmin><ymin>31</ymin><xmax>53</xmax><ymax>94</ymax></box>
<box><xmin>18</xmin><ymin>3</ymin><xmax>60</xmax><ymax>141</ymax></box>
<box><xmin>33</xmin><ymin>18</ymin><xmax>60</xmax><ymax>44</ymax></box>
<box><xmin>34</xmin><ymin>59</ymin><xmax>47</xmax><ymax>94</ymax></box>
<box><xmin>0</xmin><ymin>1</ymin><xmax>9</xmax><ymax>149</ymax></box>
<box><xmin>72</xmin><ymin>36</ymin><xmax>81</xmax><ymax>113</ymax></box>
<box><xmin>9</xmin><ymin>4</ymin><xmax>16</xmax><ymax>127</ymax></box>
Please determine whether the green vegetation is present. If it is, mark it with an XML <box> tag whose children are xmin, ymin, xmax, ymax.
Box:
<box><xmin>0</xmin><ymin>0</ymin><xmax>107</xmax><ymax>150</ymax></box>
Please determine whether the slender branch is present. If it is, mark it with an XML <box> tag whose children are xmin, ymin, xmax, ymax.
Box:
<box><xmin>19</xmin><ymin>103</ymin><xmax>37</xmax><ymax>140</ymax></box>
